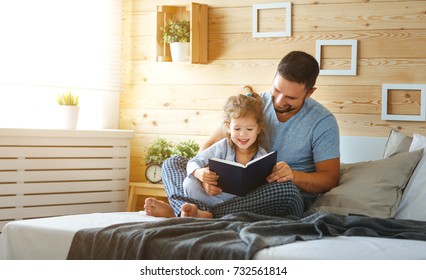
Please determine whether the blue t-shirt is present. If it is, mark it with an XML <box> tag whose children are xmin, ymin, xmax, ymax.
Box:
<box><xmin>261</xmin><ymin>92</ymin><xmax>340</xmax><ymax>172</ymax></box>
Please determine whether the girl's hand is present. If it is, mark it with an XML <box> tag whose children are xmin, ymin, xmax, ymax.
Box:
<box><xmin>202</xmin><ymin>181</ymin><xmax>223</xmax><ymax>196</ymax></box>
<box><xmin>267</xmin><ymin>161</ymin><xmax>294</xmax><ymax>183</ymax></box>
<box><xmin>193</xmin><ymin>167</ymin><xmax>222</xmax><ymax>195</ymax></box>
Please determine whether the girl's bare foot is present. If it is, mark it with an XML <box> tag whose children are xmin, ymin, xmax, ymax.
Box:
<box><xmin>144</xmin><ymin>198</ymin><xmax>175</xmax><ymax>218</ymax></box>
<box><xmin>181</xmin><ymin>203</ymin><xmax>213</xmax><ymax>219</ymax></box>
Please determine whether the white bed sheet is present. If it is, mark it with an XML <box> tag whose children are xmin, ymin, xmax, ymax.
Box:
<box><xmin>1</xmin><ymin>211</ymin><xmax>425</xmax><ymax>260</ymax></box>
<box><xmin>0</xmin><ymin>212</ymin><xmax>165</xmax><ymax>260</ymax></box>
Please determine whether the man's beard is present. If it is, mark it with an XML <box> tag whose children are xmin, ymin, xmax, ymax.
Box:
<box><xmin>272</xmin><ymin>95</ymin><xmax>295</xmax><ymax>114</ymax></box>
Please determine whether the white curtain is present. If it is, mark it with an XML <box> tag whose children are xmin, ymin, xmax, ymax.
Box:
<box><xmin>0</xmin><ymin>0</ymin><xmax>122</xmax><ymax>129</ymax></box>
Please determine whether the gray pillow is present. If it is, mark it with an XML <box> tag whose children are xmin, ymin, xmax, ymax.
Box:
<box><xmin>382</xmin><ymin>129</ymin><xmax>413</xmax><ymax>158</ymax></box>
<box><xmin>312</xmin><ymin>148</ymin><xmax>423</xmax><ymax>218</ymax></box>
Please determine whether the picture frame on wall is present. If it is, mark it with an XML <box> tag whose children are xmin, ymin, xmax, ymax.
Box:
<box><xmin>252</xmin><ymin>2</ymin><xmax>292</xmax><ymax>38</ymax></box>
<box><xmin>315</xmin><ymin>40</ymin><xmax>358</xmax><ymax>76</ymax></box>
<box><xmin>381</xmin><ymin>84</ymin><xmax>426</xmax><ymax>122</ymax></box>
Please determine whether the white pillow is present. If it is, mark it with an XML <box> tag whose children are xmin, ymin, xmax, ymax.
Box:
<box><xmin>382</xmin><ymin>129</ymin><xmax>412</xmax><ymax>158</ymax></box>
<box><xmin>395</xmin><ymin>133</ymin><xmax>426</xmax><ymax>221</ymax></box>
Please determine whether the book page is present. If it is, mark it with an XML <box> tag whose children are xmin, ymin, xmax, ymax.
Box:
<box><xmin>208</xmin><ymin>157</ymin><xmax>245</xmax><ymax>168</ymax></box>
<box><xmin>246</xmin><ymin>151</ymin><xmax>277</xmax><ymax>167</ymax></box>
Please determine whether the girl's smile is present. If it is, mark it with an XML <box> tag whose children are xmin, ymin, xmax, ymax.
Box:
<box><xmin>229</xmin><ymin>115</ymin><xmax>260</xmax><ymax>152</ymax></box>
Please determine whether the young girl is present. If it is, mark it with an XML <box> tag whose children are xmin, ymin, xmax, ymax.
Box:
<box><xmin>182</xmin><ymin>89</ymin><xmax>269</xmax><ymax>207</ymax></box>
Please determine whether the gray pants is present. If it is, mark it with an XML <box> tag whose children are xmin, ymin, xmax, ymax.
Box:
<box><xmin>183</xmin><ymin>176</ymin><xmax>236</xmax><ymax>207</ymax></box>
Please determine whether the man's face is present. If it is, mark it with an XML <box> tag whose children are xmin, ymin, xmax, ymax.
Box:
<box><xmin>270</xmin><ymin>74</ymin><xmax>313</xmax><ymax>115</ymax></box>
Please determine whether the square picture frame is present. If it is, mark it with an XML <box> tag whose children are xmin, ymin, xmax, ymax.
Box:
<box><xmin>315</xmin><ymin>40</ymin><xmax>358</xmax><ymax>76</ymax></box>
<box><xmin>252</xmin><ymin>2</ymin><xmax>292</xmax><ymax>38</ymax></box>
<box><xmin>381</xmin><ymin>84</ymin><xmax>426</xmax><ymax>122</ymax></box>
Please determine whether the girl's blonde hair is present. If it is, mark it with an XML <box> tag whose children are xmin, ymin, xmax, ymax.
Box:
<box><xmin>223</xmin><ymin>86</ymin><xmax>266</xmax><ymax>151</ymax></box>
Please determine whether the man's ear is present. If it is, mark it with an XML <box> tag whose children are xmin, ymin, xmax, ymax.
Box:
<box><xmin>306</xmin><ymin>87</ymin><xmax>317</xmax><ymax>98</ymax></box>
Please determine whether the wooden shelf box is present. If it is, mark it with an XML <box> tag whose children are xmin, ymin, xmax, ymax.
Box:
<box><xmin>156</xmin><ymin>3</ymin><xmax>208</xmax><ymax>64</ymax></box>
<box><xmin>127</xmin><ymin>182</ymin><xmax>167</xmax><ymax>212</ymax></box>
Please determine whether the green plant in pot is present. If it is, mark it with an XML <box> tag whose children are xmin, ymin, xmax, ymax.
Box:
<box><xmin>172</xmin><ymin>140</ymin><xmax>199</xmax><ymax>159</ymax></box>
<box><xmin>143</xmin><ymin>138</ymin><xmax>200</xmax><ymax>183</ymax></box>
<box><xmin>144</xmin><ymin>138</ymin><xmax>174</xmax><ymax>165</ymax></box>
<box><xmin>56</xmin><ymin>91</ymin><xmax>79</xmax><ymax>106</ymax></box>
<box><xmin>143</xmin><ymin>138</ymin><xmax>174</xmax><ymax>183</ymax></box>
<box><xmin>56</xmin><ymin>90</ymin><xmax>80</xmax><ymax>129</ymax></box>
<box><xmin>161</xmin><ymin>18</ymin><xmax>190</xmax><ymax>62</ymax></box>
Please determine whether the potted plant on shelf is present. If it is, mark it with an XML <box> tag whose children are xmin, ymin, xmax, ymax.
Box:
<box><xmin>143</xmin><ymin>138</ymin><xmax>200</xmax><ymax>183</ymax></box>
<box><xmin>161</xmin><ymin>18</ymin><xmax>190</xmax><ymax>62</ymax></box>
<box><xmin>56</xmin><ymin>91</ymin><xmax>80</xmax><ymax>129</ymax></box>
<box><xmin>143</xmin><ymin>138</ymin><xmax>174</xmax><ymax>183</ymax></box>
<box><xmin>172</xmin><ymin>140</ymin><xmax>200</xmax><ymax>159</ymax></box>
<box><xmin>144</xmin><ymin>137</ymin><xmax>174</xmax><ymax>165</ymax></box>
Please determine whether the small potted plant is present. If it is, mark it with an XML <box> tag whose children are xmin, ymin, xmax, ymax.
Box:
<box><xmin>172</xmin><ymin>140</ymin><xmax>200</xmax><ymax>159</ymax></box>
<box><xmin>56</xmin><ymin>91</ymin><xmax>79</xmax><ymax>106</ymax></box>
<box><xmin>143</xmin><ymin>138</ymin><xmax>174</xmax><ymax>183</ymax></box>
<box><xmin>144</xmin><ymin>137</ymin><xmax>174</xmax><ymax>165</ymax></box>
<box><xmin>56</xmin><ymin>90</ymin><xmax>80</xmax><ymax>129</ymax></box>
<box><xmin>142</xmin><ymin>138</ymin><xmax>200</xmax><ymax>183</ymax></box>
<box><xmin>161</xmin><ymin>18</ymin><xmax>190</xmax><ymax>62</ymax></box>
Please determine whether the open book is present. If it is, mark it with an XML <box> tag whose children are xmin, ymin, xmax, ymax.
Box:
<box><xmin>208</xmin><ymin>151</ymin><xmax>277</xmax><ymax>196</ymax></box>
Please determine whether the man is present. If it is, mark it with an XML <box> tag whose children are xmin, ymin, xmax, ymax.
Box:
<box><xmin>144</xmin><ymin>51</ymin><xmax>340</xmax><ymax>218</ymax></box>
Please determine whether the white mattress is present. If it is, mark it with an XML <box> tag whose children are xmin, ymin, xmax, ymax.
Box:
<box><xmin>1</xmin><ymin>211</ymin><xmax>425</xmax><ymax>260</ymax></box>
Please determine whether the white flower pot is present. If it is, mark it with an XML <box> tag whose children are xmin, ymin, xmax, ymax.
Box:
<box><xmin>57</xmin><ymin>105</ymin><xmax>79</xmax><ymax>129</ymax></box>
<box><xmin>170</xmin><ymin>42</ymin><xmax>190</xmax><ymax>62</ymax></box>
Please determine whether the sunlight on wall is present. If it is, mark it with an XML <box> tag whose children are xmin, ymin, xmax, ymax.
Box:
<box><xmin>0</xmin><ymin>85</ymin><xmax>118</xmax><ymax>129</ymax></box>
<box><xmin>0</xmin><ymin>0</ymin><xmax>121</xmax><ymax>129</ymax></box>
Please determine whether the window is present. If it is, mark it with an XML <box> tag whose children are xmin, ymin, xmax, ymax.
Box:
<box><xmin>0</xmin><ymin>0</ymin><xmax>122</xmax><ymax>129</ymax></box>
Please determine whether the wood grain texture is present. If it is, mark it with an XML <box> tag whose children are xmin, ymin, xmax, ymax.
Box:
<box><xmin>122</xmin><ymin>0</ymin><xmax>426</xmax><ymax>180</ymax></box>
<box><xmin>123</xmin><ymin>58</ymin><xmax>426</xmax><ymax>86</ymax></box>
<box><xmin>131</xmin><ymin>29</ymin><xmax>426</xmax><ymax>61</ymax></box>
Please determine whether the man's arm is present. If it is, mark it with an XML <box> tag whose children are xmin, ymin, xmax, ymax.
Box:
<box><xmin>199</xmin><ymin>125</ymin><xmax>225</xmax><ymax>151</ymax></box>
<box><xmin>197</xmin><ymin>125</ymin><xmax>226</xmax><ymax>194</ymax></box>
<box><xmin>292</xmin><ymin>158</ymin><xmax>340</xmax><ymax>193</ymax></box>
<box><xmin>268</xmin><ymin>157</ymin><xmax>340</xmax><ymax>193</ymax></box>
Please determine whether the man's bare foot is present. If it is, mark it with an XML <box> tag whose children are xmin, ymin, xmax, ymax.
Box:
<box><xmin>144</xmin><ymin>198</ymin><xmax>175</xmax><ymax>218</ymax></box>
<box><xmin>181</xmin><ymin>203</ymin><xmax>213</xmax><ymax>219</ymax></box>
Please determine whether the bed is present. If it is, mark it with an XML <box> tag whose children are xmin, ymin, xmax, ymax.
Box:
<box><xmin>1</xmin><ymin>129</ymin><xmax>426</xmax><ymax>260</ymax></box>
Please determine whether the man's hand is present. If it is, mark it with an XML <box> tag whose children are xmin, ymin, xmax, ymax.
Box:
<box><xmin>266</xmin><ymin>158</ymin><xmax>340</xmax><ymax>193</ymax></box>
<box><xmin>267</xmin><ymin>161</ymin><xmax>294</xmax><ymax>183</ymax></box>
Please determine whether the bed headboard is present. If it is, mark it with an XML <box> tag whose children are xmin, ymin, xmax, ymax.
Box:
<box><xmin>0</xmin><ymin>128</ymin><xmax>134</xmax><ymax>232</ymax></box>
<box><xmin>340</xmin><ymin>135</ymin><xmax>388</xmax><ymax>163</ymax></box>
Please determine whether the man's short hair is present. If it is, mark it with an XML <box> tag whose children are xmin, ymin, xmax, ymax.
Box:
<box><xmin>276</xmin><ymin>51</ymin><xmax>319</xmax><ymax>90</ymax></box>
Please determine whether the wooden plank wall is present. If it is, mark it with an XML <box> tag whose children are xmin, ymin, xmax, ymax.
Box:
<box><xmin>121</xmin><ymin>0</ymin><xmax>426</xmax><ymax>182</ymax></box>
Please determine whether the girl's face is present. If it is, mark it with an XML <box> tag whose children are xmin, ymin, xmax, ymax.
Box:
<box><xmin>228</xmin><ymin>115</ymin><xmax>260</xmax><ymax>152</ymax></box>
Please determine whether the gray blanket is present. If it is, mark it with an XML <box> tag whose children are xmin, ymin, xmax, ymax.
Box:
<box><xmin>67</xmin><ymin>211</ymin><xmax>426</xmax><ymax>260</ymax></box>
